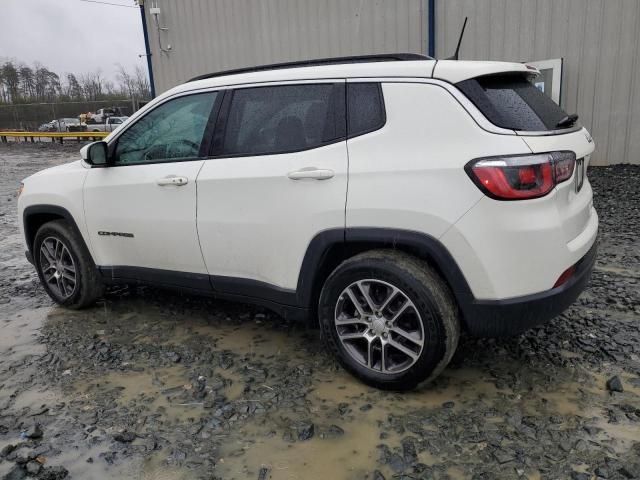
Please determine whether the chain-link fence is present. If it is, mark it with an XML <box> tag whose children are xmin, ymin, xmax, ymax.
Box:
<box><xmin>0</xmin><ymin>99</ymin><xmax>146</xmax><ymax>131</ymax></box>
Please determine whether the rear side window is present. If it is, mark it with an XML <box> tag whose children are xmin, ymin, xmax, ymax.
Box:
<box><xmin>457</xmin><ymin>74</ymin><xmax>569</xmax><ymax>131</ymax></box>
<box><xmin>221</xmin><ymin>83</ymin><xmax>345</xmax><ymax>156</ymax></box>
<box><xmin>347</xmin><ymin>83</ymin><xmax>385</xmax><ymax>137</ymax></box>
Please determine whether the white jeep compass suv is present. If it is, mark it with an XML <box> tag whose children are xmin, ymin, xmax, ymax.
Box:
<box><xmin>18</xmin><ymin>54</ymin><xmax>598</xmax><ymax>390</ymax></box>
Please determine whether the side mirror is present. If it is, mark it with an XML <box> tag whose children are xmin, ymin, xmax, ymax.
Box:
<box><xmin>81</xmin><ymin>141</ymin><xmax>109</xmax><ymax>166</ymax></box>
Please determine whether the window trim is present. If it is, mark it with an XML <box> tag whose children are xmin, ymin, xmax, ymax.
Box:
<box><xmin>105</xmin><ymin>89</ymin><xmax>223</xmax><ymax>167</ymax></box>
<box><xmin>209</xmin><ymin>81</ymin><xmax>347</xmax><ymax>159</ymax></box>
<box><xmin>346</xmin><ymin>82</ymin><xmax>387</xmax><ymax>140</ymax></box>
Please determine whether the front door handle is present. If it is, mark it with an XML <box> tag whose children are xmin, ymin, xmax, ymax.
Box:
<box><xmin>157</xmin><ymin>175</ymin><xmax>188</xmax><ymax>186</ymax></box>
<box><xmin>287</xmin><ymin>168</ymin><xmax>335</xmax><ymax>180</ymax></box>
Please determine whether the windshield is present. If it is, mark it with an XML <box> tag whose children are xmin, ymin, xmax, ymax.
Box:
<box><xmin>456</xmin><ymin>73</ymin><xmax>571</xmax><ymax>131</ymax></box>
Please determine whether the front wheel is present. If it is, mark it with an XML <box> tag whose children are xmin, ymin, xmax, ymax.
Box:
<box><xmin>34</xmin><ymin>220</ymin><xmax>103</xmax><ymax>309</ymax></box>
<box><xmin>319</xmin><ymin>250</ymin><xmax>460</xmax><ymax>391</ymax></box>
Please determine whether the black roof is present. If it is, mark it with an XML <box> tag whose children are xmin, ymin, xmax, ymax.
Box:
<box><xmin>187</xmin><ymin>53</ymin><xmax>432</xmax><ymax>82</ymax></box>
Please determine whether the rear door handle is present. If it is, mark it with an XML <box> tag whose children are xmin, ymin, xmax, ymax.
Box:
<box><xmin>157</xmin><ymin>175</ymin><xmax>188</xmax><ymax>186</ymax></box>
<box><xmin>287</xmin><ymin>168</ymin><xmax>335</xmax><ymax>180</ymax></box>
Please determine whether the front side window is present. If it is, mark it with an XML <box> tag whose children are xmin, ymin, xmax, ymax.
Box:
<box><xmin>114</xmin><ymin>92</ymin><xmax>217</xmax><ymax>165</ymax></box>
<box><xmin>221</xmin><ymin>83</ymin><xmax>345</xmax><ymax>156</ymax></box>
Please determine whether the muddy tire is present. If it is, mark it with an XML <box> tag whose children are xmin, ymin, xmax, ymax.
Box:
<box><xmin>33</xmin><ymin>220</ymin><xmax>103</xmax><ymax>309</ymax></box>
<box><xmin>319</xmin><ymin>250</ymin><xmax>460</xmax><ymax>391</ymax></box>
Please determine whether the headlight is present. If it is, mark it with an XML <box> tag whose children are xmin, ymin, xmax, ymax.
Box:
<box><xmin>17</xmin><ymin>182</ymin><xmax>24</xmax><ymax>197</ymax></box>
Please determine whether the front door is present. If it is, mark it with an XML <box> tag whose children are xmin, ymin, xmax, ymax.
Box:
<box><xmin>83</xmin><ymin>91</ymin><xmax>220</xmax><ymax>286</ymax></box>
<box><xmin>196</xmin><ymin>82</ymin><xmax>348</xmax><ymax>299</ymax></box>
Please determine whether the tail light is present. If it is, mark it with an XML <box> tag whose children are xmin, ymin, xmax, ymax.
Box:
<box><xmin>466</xmin><ymin>152</ymin><xmax>576</xmax><ymax>200</ymax></box>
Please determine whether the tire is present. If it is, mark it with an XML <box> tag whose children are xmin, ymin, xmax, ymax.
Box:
<box><xmin>33</xmin><ymin>220</ymin><xmax>104</xmax><ymax>309</ymax></box>
<box><xmin>319</xmin><ymin>250</ymin><xmax>460</xmax><ymax>391</ymax></box>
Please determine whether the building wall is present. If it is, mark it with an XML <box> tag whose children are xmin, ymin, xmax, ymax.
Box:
<box><xmin>144</xmin><ymin>0</ymin><xmax>640</xmax><ymax>165</ymax></box>
<box><xmin>145</xmin><ymin>0</ymin><xmax>429</xmax><ymax>93</ymax></box>
<box><xmin>436</xmin><ymin>0</ymin><xmax>640</xmax><ymax>166</ymax></box>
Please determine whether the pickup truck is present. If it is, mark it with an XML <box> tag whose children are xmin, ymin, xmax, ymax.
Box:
<box><xmin>89</xmin><ymin>107</ymin><xmax>124</xmax><ymax>124</ymax></box>
<box><xmin>87</xmin><ymin>116</ymin><xmax>128</xmax><ymax>133</ymax></box>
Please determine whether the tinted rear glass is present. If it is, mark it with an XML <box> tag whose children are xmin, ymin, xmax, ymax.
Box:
<box><xmin>347</xmin><ymin>83</ymin><xmax>385</xmax><ymax>137</ymax></box>
<box><xmin>456</xmin><ymin>74</ymin><xmax>569</xmax><ymax>131</ymax></box>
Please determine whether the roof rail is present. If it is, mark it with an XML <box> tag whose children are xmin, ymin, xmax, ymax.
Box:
<box><xmin>187</xmin><ymin>53</ymin><xmax>432</xmax><ymax>82</ymax></box>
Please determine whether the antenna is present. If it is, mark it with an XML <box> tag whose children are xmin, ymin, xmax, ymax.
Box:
<box><xmin>447</xmin><ymin>17</ymin><xmax>468</xmax><ymax>60</ymax></box>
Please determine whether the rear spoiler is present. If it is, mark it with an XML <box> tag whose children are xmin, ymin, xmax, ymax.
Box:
<box><xmin>432</xmin><ymin>60</ymin><xmax>538</xmax><ymax>84</ymax></box>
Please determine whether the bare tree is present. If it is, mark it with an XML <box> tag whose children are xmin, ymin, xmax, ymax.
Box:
<box><xmin>19</xmin><ymin>65</ymin><xmax>35</xmax><ymax>99</ymax></box>
<box><xmin>1</xmin><ymin>62</ymin><xmax>20</xmax><ymax>102</ymax></box>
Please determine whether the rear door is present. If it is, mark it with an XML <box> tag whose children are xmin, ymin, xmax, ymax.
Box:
<box><xmin>84</xmin><ymin>91</ymin><xmax>220</xmax><ymax>286</ymax></box>
<box><xmin>196</xmin><ymin>81</ymin><xmax>348</xmax><ymax>299</ymax></box>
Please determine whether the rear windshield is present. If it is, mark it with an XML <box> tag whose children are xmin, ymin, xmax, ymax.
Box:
<box><xmin>456</xmin><ymin>74</ymin><xmax>569</xmax><ymax>131</ymax></box>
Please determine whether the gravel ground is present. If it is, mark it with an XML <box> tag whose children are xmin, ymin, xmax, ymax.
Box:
<box><xmin>0</xmin><ymin>142</ymin><xmax>639</xmax><ymax>480</ymax></box>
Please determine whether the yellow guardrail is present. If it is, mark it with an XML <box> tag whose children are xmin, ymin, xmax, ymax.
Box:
<box><xmin>0</xmin><ymin>131</ymin><xmax>109</xmax><ymax>144</ymax></box>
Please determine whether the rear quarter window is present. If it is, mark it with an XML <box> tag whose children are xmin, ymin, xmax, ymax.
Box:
<box><xmin>456</xmin><ymin>74</ymin><xmax>569</xmax><ymax>131</ymax></box>
<box><xmin>347</xmin><ymin>83</ymin><xmax>385</xmax><ymax>137</ymax></box>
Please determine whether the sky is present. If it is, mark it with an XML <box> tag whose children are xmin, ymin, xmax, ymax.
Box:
<box><xmin>0</xmin><ymin>0</ymin><xmax>146</xmax><ymax>81</ymax></box>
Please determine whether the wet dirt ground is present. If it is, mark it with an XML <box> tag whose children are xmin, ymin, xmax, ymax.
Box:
<box><xmin>0</xmin><ymin>142</ymin><xmax>639</xmax><ymax>480</ymax></box>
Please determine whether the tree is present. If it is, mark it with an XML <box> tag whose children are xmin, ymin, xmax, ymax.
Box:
<box><xmin>80</xmin><ymin>70</ymin><xmax>104</xmax><ymax>100</ymax></box>
<box><xmin>66</xmin><ymin>73</ymin><xmax>82</xmax><ymax>99</ymax></box>
<box><xmin>0</xmin><ymin>59</ymin><xmax>150</xmax><ymax>105</ymax></box>
<box><xmin>1</xmin><ymin>62</ymin><xmax>20</xmax><ymax>102</ymax></box>
<box><xmin>19</xmin><ymin>65</ymin><xmax>35</xmax><ymax>99</ymax></box>
<box><xmin>133</xmin><ymin>65</ymin><xmax>151</xmax><ymax>99</ymax></box>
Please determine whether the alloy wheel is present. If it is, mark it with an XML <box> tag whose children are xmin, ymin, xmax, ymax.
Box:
<box><xmin>39</xmin><ymin>236</ymin><xmax>77</xmax><ymax>299</ymax></box>
<box><xmin>334</xmin><ymin>279</ymin><xmax>425</xmax><ymax>374</ymax></box>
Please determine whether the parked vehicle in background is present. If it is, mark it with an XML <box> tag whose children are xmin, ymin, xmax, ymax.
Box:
<box><xmin>87</xmin><ymin>116</ymin><xmax>128</xmax><ymax>133</ymax></box>
<box><xmin>89</xmin><ymin>107</ymin><xmax>125</xmax><ymax>124</ymax></box>
<box><xmin>50</xmin><ymin>118</ymin><xmax>83</xmax><ymax>132</ymax></box>
<box><xmin>66</xmin><ymin>119</ymin><xmax>87</xmax><ymax>132</ymax></box>
<box><xmin>17</xmin><ymin>54</ymin><xmax>598</xmax><ymax>390</ymax></box>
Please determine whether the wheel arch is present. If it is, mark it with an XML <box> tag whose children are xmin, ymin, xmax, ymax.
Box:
<box><xmin>296</xmin><ymin>228</ymin><xmax>475</xmax><ymax>327</ymax></box>
<box><xmin>23</xmin><ymin>205</ymin><xmax>89</xmax><ymax>262</ymax></box>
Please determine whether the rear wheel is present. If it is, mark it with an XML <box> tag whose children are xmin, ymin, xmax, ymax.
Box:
<box><xmin>319</xmin><ymin>250</ymin><xmax>460</xmax><ymax>390</ymax></box>
<box><xmin>34</xmin><ymin>220</ymin><xmax>103</xmax><ymax>309</ymax></box>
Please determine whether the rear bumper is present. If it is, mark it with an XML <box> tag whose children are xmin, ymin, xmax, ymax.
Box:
<box><xmin>461</xmin><ymin>241</ymin><xmax>597</xmax><ymax>337</ymax></box>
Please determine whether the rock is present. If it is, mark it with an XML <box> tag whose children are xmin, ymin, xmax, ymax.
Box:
<box><xmin>442</xmin><ymin>401</ymin><xmax>455</xmax><ymax>409</ymax></box>
<box><xmin>257</xmin><ymin>466</ymin><xmax>270</xmax><ymax>480</ymax></box>
<box><xmin>372</xmin><ymin>470</ymin><xmax>385</xmax><ymax>480</ymax></box>
<box><xmin>320</xmin><ymin>425</ymin><xmax>344</xmax><ymax>439</ymax></box>
<box><xmin>37</xmin><ymin>466</ymin><xmax>69</xmax><ymax>480</ymax></box>
<box><xmin>401</xmin><ymin>438</ymin><xmax>417</xmax><ymax>464</ymax></box>
<box><xmin>359</xmin><ymin>404</ymin><xmax>372</xmax><ymax>412</ymax></box>
<box><xmin>296</xmin><ymin>422</ymin><xmax>315</xmax><ymax>441</ymax></box>
<box><xmin>12</xmin><ymin>448</ymin><xmax>36</xmax><ymax>464</ymax></box>
<box><xmin>570</xmin><ymin>472</ymin><xmax>590</xmax><ymax>480</ymax></box>
<box><xmin>388</xmin><ymin>454</ymin><xmax>405</xmax><ymax>473</ymax></box>
<box><xmin>167</xmin><ymin>352</ymin><xmax>181</xmax><ymax>363</ymax></box>
<box><xmin>0</xmin><ymin>444</ymin><xmax>15</xmax><ymax>457</ymax></box>
<box><xmin>25</xmin><ymin>461</ymin><xmax>41</xmax><ymax>475</ymax></box>
<box><xmin>25</xmin><ymin>424</ymin><xmax>43</xmax><ymax>439</ymax></box>
<box><xmin>493</xmin><ymin>449</ymin><xmax>515</xmax><ymax>464</ymax></box>
<box><xmin>618</xmin><ymin>465</ymin><xmax>640</xmax><ymax>479</ymax></box>
<box><xmin>113</xmin><ymin>431</ymin><xmax>136</xmax><ymax>443</ymax></box>
<box><xmin>2</xmin><ymin>465</ymin><xmax>26</xmax><ymax>480</ymax></box>
<box><xmin>606</xmin><ymin>376</ymin><xmax>624</xmax><ymax>393</ymax></box>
